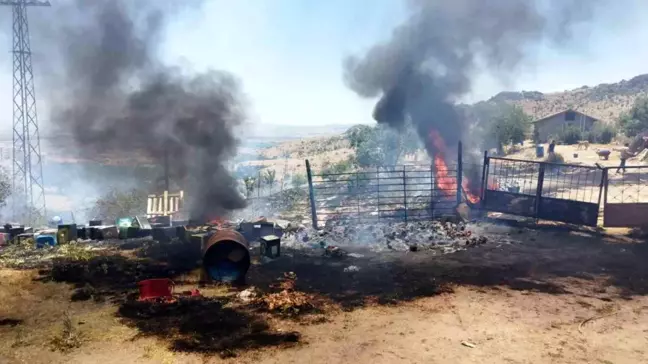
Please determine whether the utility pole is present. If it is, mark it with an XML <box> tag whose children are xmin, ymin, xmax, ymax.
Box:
<box><xmin>0</xmin><ymin>0</ymin><xmax>49</xmax><ymax>223</ymax></box>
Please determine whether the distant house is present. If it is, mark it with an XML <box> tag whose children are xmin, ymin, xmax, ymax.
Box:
<box><xmin>532</xmin><ymin>109</ymin><xmax>599</xmax><ymax>142</ymax></box>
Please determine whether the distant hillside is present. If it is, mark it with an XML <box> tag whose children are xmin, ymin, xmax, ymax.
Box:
<box><xmin>487</xmin><ymin>73</ymin><xmax>648</xmax><ymax>122</ymax></box>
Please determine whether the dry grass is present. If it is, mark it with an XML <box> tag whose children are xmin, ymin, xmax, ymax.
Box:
<box><xmin>49</xmin><ymin>312</ymin><xmax>84</xmax><ymax>353</ymax></box>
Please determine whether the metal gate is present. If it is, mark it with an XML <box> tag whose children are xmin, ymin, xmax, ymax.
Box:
<box><xmin>481</xmin><ymin>156</ymin><xmax>604</xmax><ymax>226</ymax></box>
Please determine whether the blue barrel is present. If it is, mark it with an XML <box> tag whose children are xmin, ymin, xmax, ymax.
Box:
<box><xmin>202</xmin><ymin>230</ymin><xmax>250</xmax><ymax>283</ymax></box>
<box><xmin>536</xmin><ymin>145</ymin><xmax>545</xmax><ymax>158</ymax></box>
<box><xmin>36</xmin><ymin>234</ymin><xmax>57</xmax><ymax>248</ymax></box>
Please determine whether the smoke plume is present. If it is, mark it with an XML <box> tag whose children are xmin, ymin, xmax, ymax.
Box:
<box><xmin>344</xmin><ymin>0</ymin><xmax>599</xmax><ymax>155</ymax></box>
<box><xmin>42</xmin><ymin>0</ymin><xmax>246</xmax><ymax>221</ymax></box>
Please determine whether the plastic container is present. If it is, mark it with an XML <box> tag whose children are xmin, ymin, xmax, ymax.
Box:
<box><xmin>536</xmin><ymin>145</ymin><xmax>545</xmax><ymax>158</ymax></box>
<box><xmin>138</xmin><ymin>278</ymin><xmax>174</xmax><ymax>300</ymax></box>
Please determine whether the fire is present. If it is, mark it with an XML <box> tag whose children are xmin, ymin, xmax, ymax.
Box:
<box><xmin>428</xmin><ymin>130</ymin><xmax>481</xmax><ymax>204</ymax></box>
<box><xmin>207</xmin><ymin>216</ymin><xmax>225</xmax><ymax>226</ymax></box>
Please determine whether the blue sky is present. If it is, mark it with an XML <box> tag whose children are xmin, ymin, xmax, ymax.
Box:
<box><xmin>1</xmin><ymin>0</ymin><xmax>648</xmax><ymax>131</ymax></box>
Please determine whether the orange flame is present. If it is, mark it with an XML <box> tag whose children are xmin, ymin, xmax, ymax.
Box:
<box><xmin>428</xmin><ymin>130</ymin><xmax>480</xmax><ymax>204</ymax></box>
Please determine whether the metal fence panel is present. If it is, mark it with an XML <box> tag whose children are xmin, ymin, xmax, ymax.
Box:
<box><xmin>481</xmin><ymin>157</ymin><xmax>540</xmax><ymax>217</ymax></box>
<box><xmin>603</xmin><ymin>166</ymin><xmax>648</xmax><ymax>227</ymax></box>
<box><xmin>308</xmin><ymin>163</ymin><xmax>461</xmax><ymax>227</ymax></box>
<box><xmin>538</xmin><ymin>163</ymin><xmax>603</xmax><ymax>226</ymax></box>
<box><xmin>482</xmin><ymin>156</ymin><xmax>603</xmax><ymax>226</ymax></box>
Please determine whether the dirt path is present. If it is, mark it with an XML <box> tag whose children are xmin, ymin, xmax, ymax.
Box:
<box><xmin>238</xmin><ymin>286</ymin><xmax>648</xmax><ymax>364</ymax></box>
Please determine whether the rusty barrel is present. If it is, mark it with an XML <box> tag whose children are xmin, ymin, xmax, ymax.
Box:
<box><xmin>201</xmin><ymin>229</ymin><xmax>250</xmax><ymax>283</ymax></box>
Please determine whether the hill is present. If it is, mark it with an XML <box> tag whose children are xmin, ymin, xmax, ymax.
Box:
<box><xmin>487</xmin><ymin>73</ymin><xmax>648</xmax><ymax>122</ymax></box>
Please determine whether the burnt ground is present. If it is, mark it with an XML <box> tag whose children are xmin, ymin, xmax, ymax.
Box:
<box><xmin>1</xmin><ymin>220</ymin><xmax>647</xmax><ymax>363</ymax></box>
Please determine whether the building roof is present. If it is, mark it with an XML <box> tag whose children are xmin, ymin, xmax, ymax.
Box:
<box><xmin>531</xmin><ymin>109</ymin><xmax>599</xmax><ymax>124</ymax></box>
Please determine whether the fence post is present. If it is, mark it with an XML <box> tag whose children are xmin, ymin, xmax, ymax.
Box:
<box><xmin>456</xmin><ymin>141</ymin><xmax>463</xmax><ymax>206</ymax></box>
<box><xmin>305</xmin><ymin>159</ymin><xmax>318</xmax><ymax>229</ymax></box>
<box><xmin>403</xmin><ymin>167</ymin><xmax>408</xmax><ymax>223</ymax></box>
<box><xmin>480</xmin><ymin>150</ymin><xmax>489</xmax><ymax>201</ymax></box>
<box><xmin>534</xmin><ymin>163</ymin><xmax>546</xmax><ymax>219</ymax></box>
<box><xmin>601</xmin><ymin>168</ymin><xmax>609</xmax><ymax>225</ymax></box>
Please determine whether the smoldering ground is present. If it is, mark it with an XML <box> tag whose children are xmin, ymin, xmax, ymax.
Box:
<box><xmin>343</xmin><ymin>0</ymin><xmax>603</xmax><ymax>156</ymax></box>
<box><xmin>30</xmin><ymin>0</ymin><xmax>247</xmax><ymax>220</ymax></box>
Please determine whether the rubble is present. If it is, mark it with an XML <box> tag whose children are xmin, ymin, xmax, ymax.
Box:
<box><xmin>281</xmin><ymin>219</ymin><xmax>489</xmax><ymax>254</ymax></box>
<box><xmin>256</xmin><ymin>272</ymin><xmax>317</xmax><ymax>314</ymax></box>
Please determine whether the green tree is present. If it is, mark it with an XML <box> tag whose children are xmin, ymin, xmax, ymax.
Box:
<box><xmin>345</xmin><ymin>124</ymin><xmax>375</xmax><ymax>149</ymax></box>
<box><xmin>488</xmin><ymin>105</ymin><xmax>531</xmax><ymax>153</ymax></box>
<box><xmin>619</xmin><ymin>97</ymin><xmax>648</xmax><ymax>137</ymax></box>
<box><xmin>586</xmin><ymin>122</ymin><xmax>617</xmax><ymax>144</ymax></box>
<box><xmin>352</xmin><ymin>125</ymin><xmax>405</xmax><ymax>168</ymax></box>
<box><xmin>92</xmin><ymin>188</ymin><xmax>147</xmax><ymax>221</ymax></box>
<box><xmin>557</xmin><ymin>125</ymin><xmax>582</xmax><ymax>145</ymax></box>
<box><xmin>243</xmin><ymin>176</ymin><xmax>256</xmax><ymax>198</ymax></box>
<box><xmin>262</xmin><ymin>169</ymin><xmax>276</xmax><ymax>191</ymax></box>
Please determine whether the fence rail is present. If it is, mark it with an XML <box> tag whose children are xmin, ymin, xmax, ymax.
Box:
<box><xmin>146</xmin><ymin>190</ymin><xmax>184</xmax><ymax>217</ymax></box>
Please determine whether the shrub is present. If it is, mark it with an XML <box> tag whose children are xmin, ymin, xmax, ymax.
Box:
<box><xmin>545</xmin><ymin>152</ymin><xmax>565</xmax><ymax>164</ymax></box>
<box><xmin>557</xmin><ymin>125</ymin><xmax>582</xmax><ymax>145</ymax></box>
<box><xmin>619</xmin><ymin>97</ymin><xmax>648</xmax><ymax>137</ymax></box>
<box><xmin>291</xmin><ymin>174</ymin><xmax>307</xmax><ymax>188</ymax></box>
<box><xmin>586</xmin><ymin>123</ymin><xmax>617</xmax><ymax>144</ymax></box>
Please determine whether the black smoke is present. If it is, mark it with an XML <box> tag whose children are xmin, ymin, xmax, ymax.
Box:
<box><xmin>40</xmin><ymin>0</ymin><xmax>246</xmax><ymax>221</ymax></box>
<box><xmin>344</xmin><ymin>0</ymin><xmax>600</xmax><ymax>157</ymax></box>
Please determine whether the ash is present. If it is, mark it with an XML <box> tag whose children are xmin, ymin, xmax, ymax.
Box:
<box><xmin>282</xmin><ymin>219</ymin><xmax>489</xmax><ymax>254</ymax></box>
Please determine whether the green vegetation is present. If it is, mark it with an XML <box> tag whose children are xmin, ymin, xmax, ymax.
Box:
<box><xmin>619</xmin><ymin>96</ymin><xmax>648</xmax><ymax>137</ymax></box>
<box><xmin>586</xmin><ymin>122</ymin><xmax>617</xmax><ymax>144</ymax></box>
<box><xmin>488</xmin><ymin>104</ymin><xmax>531</xmax><ymax>152</ymax></box>
<box><xmin>243</xmin><ymin>176</ymin><xmax>256</xmax><ymax>198</ymax></box>
<box><xmin>262</xmin><ymin>169</ymin><xmax>277</xmax><ymax>190</ymax></box>
<box><xmin>291</xmin><ymin>173</ymin><xmax>307</xmax><ymax>188</ymax></box>
<box><xmin>557</xmin><ymin>124</ymin><xmax>583</xmax><ymax>145</ymax></box>
<box><xmin>345</xmin><ymin>123</ymin><xmax>421</xmax><ymax>168</ymax></box>
<box><xmin>91</xmin><ymin>188</ymin><xmax>147</xmax><ymax>220</ymax></box>
<box><xmin>545</xmin><ymin>152</ymin><xmax>565</xmax><ymax>164</ymax></box>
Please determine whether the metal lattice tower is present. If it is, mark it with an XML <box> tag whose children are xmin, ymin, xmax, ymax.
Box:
<box><xmin>0</xmin><ymin>0</ymin><xmax>49</xmax><ymax>223</ymax></box>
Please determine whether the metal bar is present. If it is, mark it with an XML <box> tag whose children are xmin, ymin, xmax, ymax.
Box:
<box><xmin>489</xmin><ymin>156</ymin><xmax>597</xmax><ymax>170</ymax></box>
<box><xmin>456</xmin><ymin>141</ymin><xmax>463</xmax><ymax>206</ymax></box>
<box><xmin>597</xmin><ymin>167</ymin><xmax>606</xmax><ymax>213</ymax></box>
<box><xmin>356</xmin><ymin>172</ymin><xmax>360</xmax><ymax>222</ymax></box>
<box><xmin>480</xmin><ymin>150</ymin><xmax>488</xmax><ymax>200</ymax></box>
<box><xmin>403</xmin><ymin>167</ymin><xmax>408</xmax><ymax>223</ymax></box>
<box><xmin>534</xmin><ymin>163</ymin><xmax>546</xmax><ymax>219</ymax></box>
<box><xmin>305</xmin><ymin>159</ymin><xmax>318</xmax><ymax>229</ymax></box>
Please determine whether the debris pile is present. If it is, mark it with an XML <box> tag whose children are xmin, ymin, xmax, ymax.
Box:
<box><xmin>282</xmin><ymin>220</ymin><xmax>489</xmax><ymax>253</ymax></box>
<box><xmin>256</xmin><ymin>272</ymin><xmax>317</xmax><ymax>315</ymax></box>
